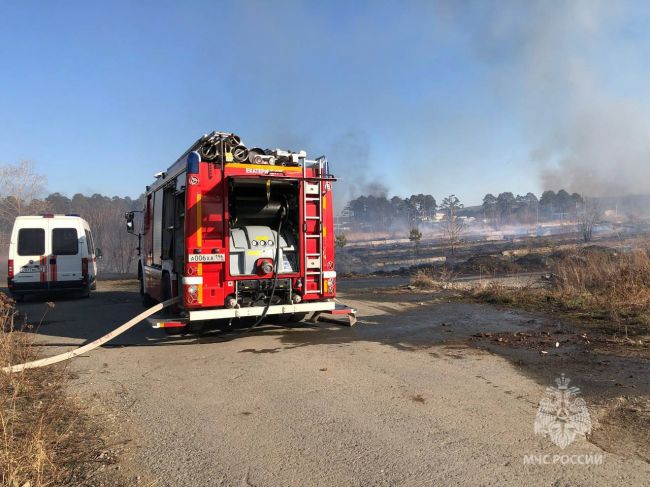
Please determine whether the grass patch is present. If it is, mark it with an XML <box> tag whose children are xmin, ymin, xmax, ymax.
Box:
<box><xmin>410</xmin><ymin>267</ymin><xmax>457</xmax><ymax>289</ymax></box>
<box><xmin>470</xmin><ymin>282</ymin><xmax>544</xmax><ymax>307</ymax></box>
<box><xmin>468</xmin><ymin>246</ymin><xmax>650</xmax><ymax>337</ymax></box>
<box><xmin>410</xmin><ymin>269</ymin><xmax>437</xmax><ymax>289</ymax></box>
<box><xmin>0</xmin><ymin>292</ymin><xmax>114</xmax><ymax>486</ymax></box>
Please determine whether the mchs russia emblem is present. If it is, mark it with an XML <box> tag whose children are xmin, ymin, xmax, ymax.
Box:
<box><xmin>534</xmin><ymin>374</ymin><xmax>592</xmax><ymax>449</ymax></box>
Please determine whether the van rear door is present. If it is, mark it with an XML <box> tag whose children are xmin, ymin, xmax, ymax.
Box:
<box><xmin>13</xmin><ymin>222</ymin><xmax>48</xmax><ymax>288</ymax></box>
<box><xmin>51</xmin><ymin>224</ymin><xmax>82</xmax><ymax>283</ymax></box>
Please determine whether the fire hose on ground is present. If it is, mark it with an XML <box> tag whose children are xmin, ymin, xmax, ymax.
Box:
<box><xmin>1</xmin><ymin>297</ymin><xmax>179</xmax><ymax>374</ymax></box>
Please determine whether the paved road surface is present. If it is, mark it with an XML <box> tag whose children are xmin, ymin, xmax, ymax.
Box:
<box><xmin>12</xmin><ymin>279</ymin><xmax>650</xmax><ymax>486</ymax></box>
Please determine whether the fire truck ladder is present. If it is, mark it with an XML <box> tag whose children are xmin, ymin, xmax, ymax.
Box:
<box><xmin>302</xmin><ymin>156</ymin><xmax>326</xmax><ymax>295</ymax></box>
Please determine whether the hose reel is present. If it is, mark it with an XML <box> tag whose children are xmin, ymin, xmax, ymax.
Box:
<box><xmin>196</xmin><ymin>132</ymin><xmax>304</xmax><ymax>166</ymax></box>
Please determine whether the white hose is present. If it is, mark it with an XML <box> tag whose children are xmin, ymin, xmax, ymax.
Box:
<box><xmin>2</xmin><ymin>297</ymin><xmax>179</xmax><ymax>374</ymax></box>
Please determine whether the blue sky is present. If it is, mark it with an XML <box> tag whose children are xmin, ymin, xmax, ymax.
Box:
<box><xmin>1</xmin><ymin>1</ymin><xmax>650</xmax><ymax>209</ymax></box>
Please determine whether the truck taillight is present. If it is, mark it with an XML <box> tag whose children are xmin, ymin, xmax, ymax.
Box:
<box><xmin>183</xmin><ymin>265</ymin><xmax>203</xmax><ymax>305</ymax></box>
<box><xmin>8</xmin><ymin>259</ymin><xmax>14</xmax><ymax>279</ymax></box>
<box><xmin>186</xmin><ymin>284</ymin><xmax>199</xmax><ymax>304</ymax></box>
<box><xmin>82</xmin><ymin>258</ymin><xmax>89</xmax><ymax>279</ymax></box>
<box><xmin>324</xmin><ymin>277</ymin><xmax>335</xmax><ymax>294</ymax></box>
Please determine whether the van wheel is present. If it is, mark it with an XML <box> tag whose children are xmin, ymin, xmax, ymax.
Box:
<box><xmin>81</xmin><ymin>281</ymin><xmax>92</xmax><ymax>298</ymax></box>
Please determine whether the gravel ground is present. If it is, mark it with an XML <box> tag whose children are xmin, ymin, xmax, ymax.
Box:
<box><xmin>11</xmin><ymin>278</ymin><xmax>650</xmax><ymax>486</ymax></box>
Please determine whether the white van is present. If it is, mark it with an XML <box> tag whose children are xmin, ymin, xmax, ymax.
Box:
<box><xmin>7</xmin><ymin>215</ymin><xmax>100</xmax><ymax>300</ymax></box>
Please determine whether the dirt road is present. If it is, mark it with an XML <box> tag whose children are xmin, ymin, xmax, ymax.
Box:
<box><xmin>12</xmin><ymin>278</ymin><xmax>650</xmax><ymax>486</ymax></box>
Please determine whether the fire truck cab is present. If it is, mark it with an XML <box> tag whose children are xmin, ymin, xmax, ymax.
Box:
<box><xmin>127</xmin><ymin>131</ymin><xmax>338</xmax><ymax>332</ymax></box>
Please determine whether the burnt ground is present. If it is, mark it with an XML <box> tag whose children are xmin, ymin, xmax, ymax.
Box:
<box><xmin>338</xmin><ymin>231</ymin><xmax>650</xmax><ymax>278</ymax></box>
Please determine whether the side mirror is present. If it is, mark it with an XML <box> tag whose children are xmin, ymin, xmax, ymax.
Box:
<box><xmin>125</xmin><ymin>211</ymin><xmax>135</xmax><ymax>234</ymax></box>
<box><xmin>96</xmin><ymin>248</ymin><xmax>103</xmax><ymax>259</ymax></box>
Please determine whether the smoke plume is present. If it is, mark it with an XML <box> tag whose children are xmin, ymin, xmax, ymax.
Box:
<box><xmin>326</xmin><ymin>130</ymin><xmax>388</xmax><ymax>208</ymax></box>
<box><xmin>478</xmin><ymin>1</ymin><xmax>650</xmax><ymax>197</ymax></box>
<box><xmin>201</xmin><ymin>1</ymin><xmax>650</xmax><ymax>205</ymax></box>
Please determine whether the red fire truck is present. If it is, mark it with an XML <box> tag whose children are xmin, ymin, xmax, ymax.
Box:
<box><xmin>126</xmin><ymin>131</ymin><xmax>350</xmax><ymax>333</ymax></box>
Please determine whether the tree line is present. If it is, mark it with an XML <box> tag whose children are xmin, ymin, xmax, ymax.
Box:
<box><xmin>344</xmin><ymin>189</ymin><xmax>585</xmax><ymax>232</ymax></box>
<box><xmin>482</xmin><ymin>189</ymin><xmax>583</xmax><ymax>228</ymax></box>
<box><xmin>346</xmin><ymin>193</ymin><xmax>438</xmax><ymax>231</ymax></box>
<box><xmin>0</xmin><ymin>161</ymin><xmax>143</xmax><ymax>273</ymax></box>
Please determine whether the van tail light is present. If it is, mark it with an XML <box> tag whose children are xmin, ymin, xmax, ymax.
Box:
<box><xmin>82</xmin><ymin>257</ymin><xmax>89</xmax><ymax>281</ymax></box>
<box><xmin>8</xmin><ymin>259</ymin><xmax>14</xmax><ymax>279</ymax></box>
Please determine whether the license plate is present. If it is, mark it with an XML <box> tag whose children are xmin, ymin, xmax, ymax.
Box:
<box><xmin>188</xmin><ymin>254</ymin><xmax>225</xmax><ymax>263</ymax></box>
<box><xmin>22</xmin><ymin>267</ymin><xmax>42</xmax><ymax>273</ymax></box>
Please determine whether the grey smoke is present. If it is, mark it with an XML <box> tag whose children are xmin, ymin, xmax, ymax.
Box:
<box><xmin>476</xmin><ymin>1</ymin><xmax>650</xmax><ymax>197</ymax></box>
<box><xmin>213</xmin><ymin>1</ymin><xmax>650</xmax><ymax>207</ymax></box>
<box><xmin>328</xmin><ymin>1</ymin><xmax>650</xmax><ymax>202</ymax></box>
<box><xmin>326</xmin><ymin>130</ymin><xmax>388</xmax><ymax>208</ymax></box>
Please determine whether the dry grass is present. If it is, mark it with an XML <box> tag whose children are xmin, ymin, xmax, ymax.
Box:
<box><xmin>0</xmin><ymin>293</ymin><xmax>109</xmax><ymax>486</ymax></box>
<box><xmin>469</xmin><ymin>281</ymin><xmax>544</xmax><ymax>307</ymax></box>
<box><xmin>469</xmin><ymin>246</ymin><xmax>650</xmax><ymax>337</ymax></box>
<box><xmin>410</xmin><ymin>267</ymin><xmax>457</xmax><ymax>289</ymax></box>
<box><xmin>410</xmin><ymin>269</ymin><xmax>437</xmax><ymax>289</ymax></box>
<box><xmin>548</xmin><ymin>247</ymin><xmax>650</xmax><ymax>334</ymax></box>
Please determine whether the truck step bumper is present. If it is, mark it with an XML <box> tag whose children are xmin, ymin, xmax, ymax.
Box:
<box><xmin>187</xmin><ymin>300</ymin><xmax>336</xmax><ymax>322</ymax></box>
<box><xmin>311</xmin><ymin>302</ymin><xmax>358</xmax><ymax>326</ymax></box>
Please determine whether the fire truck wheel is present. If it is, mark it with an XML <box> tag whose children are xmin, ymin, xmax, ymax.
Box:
<box><xmin>160</xmin><ymin>273</ymin><xmax>173</xmax><ymax>315</ymax></box>
<box><xmin>142</xmin><ymin>291</ymin><xmax>156</xmax><ymax>308</ymax></box>
<box><xmin>164</xmin><ymin>326</ymin><xmax>187</xmax><ymax>335</ymax></box>
<box><xmin>187</xmin><ymin>322</ymin><xmax>205</xmax><ymax>334</ymax></box>
<box><xmin>291</xmin><ymin>313</ymin><xmax>308</xmax><ymax>323</ymax></box>
<box><xmin>141</xmin><ymin>271</ymin><xmax>155</xmax><ymax>307</ymax></box>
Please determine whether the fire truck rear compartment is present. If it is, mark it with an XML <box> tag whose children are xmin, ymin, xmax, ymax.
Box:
<box><xmin>228</xmin><ymin>178</ymin><xmax>300</xmax><ymax>307</ymax></box>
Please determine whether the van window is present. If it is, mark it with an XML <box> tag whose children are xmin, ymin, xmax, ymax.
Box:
<box><xmin>85</xmin><ymin>230</ymin><xmax>95</xmax><ymax>255</ymax></box>
<box><xmin>18</xmin><ymin>228</ymin><xmax>45</xmax><ymax>256</ymax></box>
<box><xmin>53</xmin><ymin>228</ymin><xmax>79</xmax><ymax>255</ymax></box>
